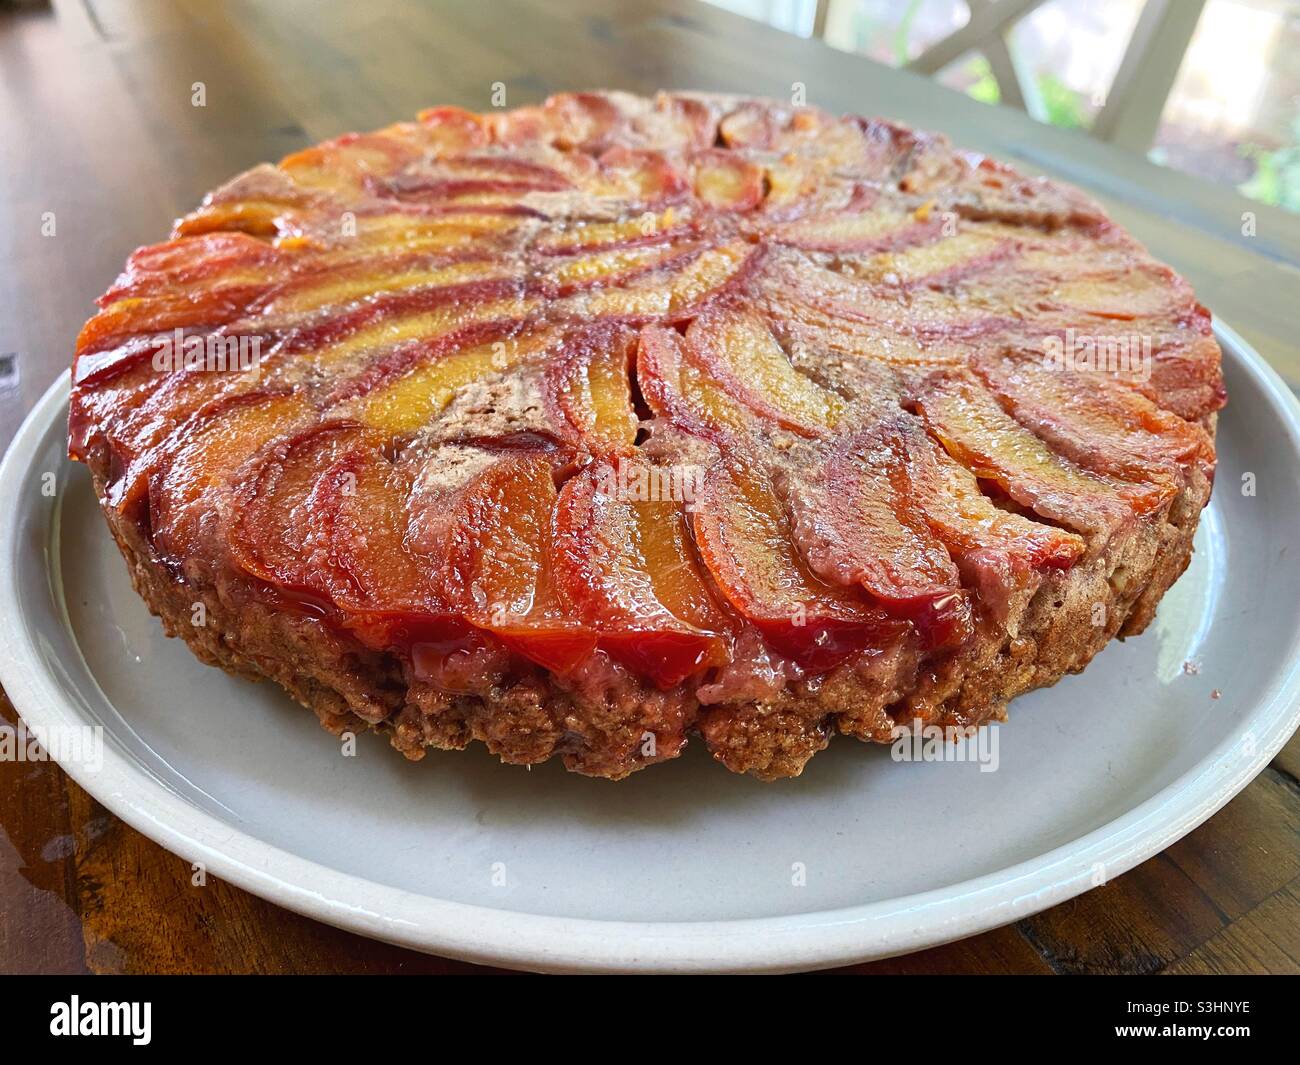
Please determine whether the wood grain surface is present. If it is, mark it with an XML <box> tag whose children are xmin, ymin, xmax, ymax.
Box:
<box><xmin>1</xmin><ymin>0</ymin><xmax>1298</xmax><ymax>974</ymax></box>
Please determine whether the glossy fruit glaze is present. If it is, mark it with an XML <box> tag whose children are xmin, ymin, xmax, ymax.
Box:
<box><xmin>68</xmin><ymin>91</ymin><xmax>1223</xmax><ymax>690</ymax></box>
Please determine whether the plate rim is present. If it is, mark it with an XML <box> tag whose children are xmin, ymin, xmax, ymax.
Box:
<box><xmin>2</xmin><ymin>320</ymin><xmax>1299</xmax><ymax>974</ymax></box>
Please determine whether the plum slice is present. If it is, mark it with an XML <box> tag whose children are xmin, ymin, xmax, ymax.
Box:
<box><xmin>98</xmin><ymin>232</ymin><xmax>283</xmax><ymax>305</ymax></box>
<box><xmin>534</xmin><ymin>208</ymin><xmax>687</xmax><ymax>255</ymax></box>
<box><xmin>410</xmin><ymin>451</ymin><xmax>595</xmax><ymax>674</ymax></box>
<box><xmin>717</xmin><ymin>102</ymin><xmax>870</xmax><ymax>173</ymax></box>
<box><xmin>230</xmin><ymin>422</ymin><xmax>377</xmax><ymax>606</ymax></box>
<box><xmin>970</xmin><ymin>351</ymin><xmax>1214</xmax><ymax>486</ymax></box>
<box><xmin>910</xmin><ymin>370</ymin><xmax>1163</xmax><ymax>537</ymax></box>
<box><xmin>788</xmin><ymin>423</ymin><xmax>972</xmax><ymax>648</ymax></box>
<box><xmin>539</xmin><ymin>240</ymin><xmax>702</xmax><ymax>297</ymax></box>
<box><xmin>258</xmin><ymin>256</ymin><xmax>512</xmax><ymax>318</ymax></box>
<box><xmin>328</xmin><ymin>326</ymin><xmax>555</xmax><ymax>435</ymax></box>
<box><xmin>273</xmin><ymin>129</ymin><xmax>430</xmax><ymax>196</ymax></box>
<box><xmin>75</xmin><ymin>281</ymin><xmax>271</xmax><ymax>373</ymax></box>
<box><xmin>636</xmin><ymin>324</ymin><xmax>757</xmax><ymax>442</ymax></box>
<box><xmin>690</xmin><ymin>149</ymin><xmax>763</xmax><ymax>212</ymax></box>
<box><xmin>232</xmin><ymin>425</ymin><xmax>489</xmax><ymax>651</ymax></box>
<box><xmin>900</xmin><ymin>417</ymin><xmax>1085</xmax><ymax>574</ymax></box>
<box><xmin>414</xmin><ymin>106</ymin><xmax>491</xmax><ymax>154</ymax></box>
<box><xmin>149</xmin><ymin>391</ymin><xmax>312</xmax><ymax>563</ymax></box>
<box><xmin>553</xmin><ymin>462</ymin><xmax>732</xmax><ymax>686</ymax></box>
<box><xmin>769</xmin><ymin>207</ymin><xmax>941</xmax><ymax>255</ymax></box>
<box><xmin>865</xmin><ymin>230</ymin><xmax>1019</xmax><ymax>289</ymax></box>
<box><xmin>682</xmin><ymin>307</ymin><xmax>844</xmax><ymax>436</ymax></box>
<box><xmin>691</xmin><ymin>456</ymin><xmax>907</xmax><ymax>672</ymax></box>
<box><xmin>312</xmin><ymin>442</ymin><xmax>475</xmax><ymax>649</ymax></box>
<box><xmin>558</xmin><ymin>242</ymin><xmax>756</xmax><ymax>324</ymax></box>
<box><xmin>595</xmin><ymin>146</ymin><xmax>688</xmax><ymax>203</ymax></box>
<box><xmin>543</xmin><ymin>326</ymin><xmax>638</xmax><ymax>454</ymax></box>
<box><xmin>98</xmin><ymin>348</ymin><xmax>284</xmax><ymax>513</ymax></box>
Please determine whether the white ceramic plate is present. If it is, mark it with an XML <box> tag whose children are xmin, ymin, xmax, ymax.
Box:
<box><xmin>2</xmin><ymin>321</ymin><xmax>1298</xmax><ymax>973</ymax></box>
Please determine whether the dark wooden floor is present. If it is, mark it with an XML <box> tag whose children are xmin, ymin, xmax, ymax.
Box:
<box><xmin>1</xmin><ymin>0</ymin><xmax>1298</xmax><ymax>974</ymax></box>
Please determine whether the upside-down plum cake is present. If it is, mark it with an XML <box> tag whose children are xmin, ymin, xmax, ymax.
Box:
<box><xmin>68</xmin><ymin>91</ymin><xmax>1223</xmax><ymax>779</ymax></box>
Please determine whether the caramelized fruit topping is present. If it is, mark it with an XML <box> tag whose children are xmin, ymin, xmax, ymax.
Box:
<box><xmin>69</xmin><ymin>92</ymin><xmax>1220</xmax><ymax>691</ymax></box>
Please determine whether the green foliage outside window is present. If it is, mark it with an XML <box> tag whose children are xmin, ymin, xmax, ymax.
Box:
<box><xmin>1238</xmin><ymin>116</ymin><xmax>1300</xmax><ymax>213</ymax></box>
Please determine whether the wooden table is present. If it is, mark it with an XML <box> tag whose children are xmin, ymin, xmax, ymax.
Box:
<box><xmin>2</xmin><ymin>0</ymin><xmax>1298</xmax><ymax>975</ymax></box>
